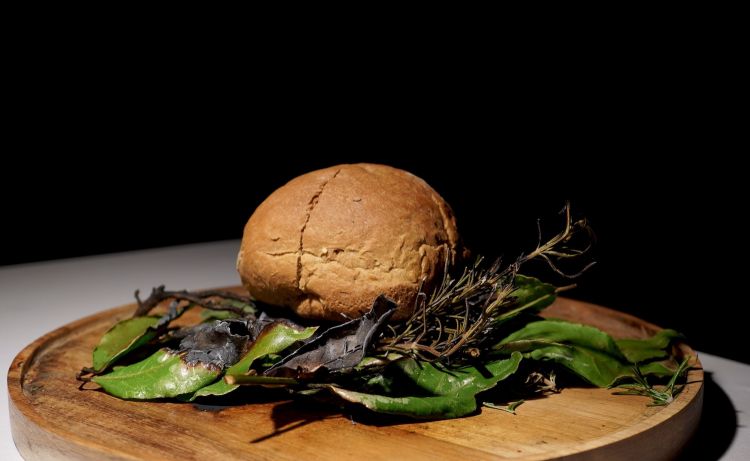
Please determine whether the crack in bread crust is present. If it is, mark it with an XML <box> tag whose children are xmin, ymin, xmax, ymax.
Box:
<box><xmin>296</xmin><ymin>169</ymin><xmax>341</xmax><ymax>293</ymax></box>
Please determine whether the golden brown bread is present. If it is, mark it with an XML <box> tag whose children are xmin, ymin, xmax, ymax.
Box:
<box><xmin>237</xmin><ymin>163</ymin><xmax>460</xmax><ymax>321</ymax></box>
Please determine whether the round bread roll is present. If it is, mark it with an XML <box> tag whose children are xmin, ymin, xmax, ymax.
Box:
<box><xmin>237</xmin><ymin>163</ymin><xmax>461</xmax><ymax>321</ymax></box>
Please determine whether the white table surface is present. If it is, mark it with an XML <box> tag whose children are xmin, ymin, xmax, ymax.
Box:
<box><xmin>2</xmin><ymin>240</ymin><xmax>748</xmax><ymax>460</ymax></box>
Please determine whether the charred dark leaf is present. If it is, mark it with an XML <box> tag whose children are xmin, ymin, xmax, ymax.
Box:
<box><xmin>266</xmin><ymin>295</ymin><xmax>397</xmax><ymax>379</ymax></box>
<box><xmin>178</xmin><ymin>319</ymin><xmax>251</xmax><ymax>369</ymax></box>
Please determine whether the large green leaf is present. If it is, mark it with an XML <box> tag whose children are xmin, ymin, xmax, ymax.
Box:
<box><xmin>616</xmin><ymin>329</ymin><xmax>684</xmax><ymax>363</ymax></box>
<box><xmin>526</xmin><ymin>345</ymin><xmax>677</xmax><ymax>387</ymax></box>
<box><xmin>190</xmin><ymin>323</ymin><xmax>317</xmax><ymax>400</ymax></box>
<box><xmin>493</xmin><ymin>320</ymin><xmax>680</xmax><ymax>387</ymax></box>
<box><xmin>92</xmin><ymin>316</ymin><xmax>161</xmax><ymax>372</ymax></box>
<box><xmin>93</xmin><ymin>349</ymin><xmax>220</xmax><ymax>399</ymax></box>
<box><xmin>525</xmin><ymin>344</ymin><xmax>633</xmax><ymax>387</ymax></box>
<box><xmin>639</xmin><ymin>360</ymin><xmax>678</xmax><ymax>377</ymax></box>
<box><xmin>324</xmin><ymin>352</ymin><xmax>522</xmax><ymax>419</ymax></box>
<box><xmin>327</xmin><ymin>388</ymin><xmax>481</xmax><ymax>419</ymax></box>
<box><xmin>496</xmin><ymin>320</ymin><xmax>626</xmax><ymax>360</ymax></box>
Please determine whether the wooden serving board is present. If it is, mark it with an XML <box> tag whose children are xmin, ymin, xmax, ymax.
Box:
<box><xmin>7</xmin><ymin>293</ymin><xmax>703</xmax><ymax>461</ymax></box>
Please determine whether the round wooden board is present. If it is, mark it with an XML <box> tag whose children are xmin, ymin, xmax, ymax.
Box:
<box><xmin>8</xmin><ymin>293</ymin><xmax>703</xmax><ymax>461</ymax></box>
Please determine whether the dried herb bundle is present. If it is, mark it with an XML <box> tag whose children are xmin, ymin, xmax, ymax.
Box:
<box><xmin>381</xmin><ymin>202</ymin><xmax>593</xmax><ymax>362</ymax></box>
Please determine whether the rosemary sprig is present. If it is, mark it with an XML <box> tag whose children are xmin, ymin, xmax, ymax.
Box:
<box><xmin>380</xmin><ymin>202</ymin><xmax>593</xmax><ymax>362</ymax></box>
<box><xmin>613</xmin><ymin>357</ymin><xmax>692</xmax><ymax>406</ymax></box>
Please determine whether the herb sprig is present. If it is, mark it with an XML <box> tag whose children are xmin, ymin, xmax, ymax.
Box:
<box><xmin>613</xmin><ymin>357</ymin><xmax>693</xmax><ymax>406</ymax></box>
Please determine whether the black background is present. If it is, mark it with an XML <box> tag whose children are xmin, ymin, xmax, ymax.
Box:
<box><xmin>2</xmin><ymin>147</ymin><xmax>744</xmax><ymax>364</ymax></box>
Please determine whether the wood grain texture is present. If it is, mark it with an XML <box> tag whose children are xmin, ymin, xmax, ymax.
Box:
<box><xmin>7</xmin><ymin>292</ymin><xmax>703</xmax><ymax>460</ymax></box>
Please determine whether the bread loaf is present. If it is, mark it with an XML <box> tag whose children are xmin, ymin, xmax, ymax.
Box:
<box><xmin>237</xmin><ymin>163</ymin><xmax>460</xmax><ymax>321</ymax></box>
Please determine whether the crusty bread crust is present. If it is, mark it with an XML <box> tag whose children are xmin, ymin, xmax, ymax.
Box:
<box><xmin>237</xmin><ymin>164</ymin><xmax>460</xmax><ymax>321</ymax></box>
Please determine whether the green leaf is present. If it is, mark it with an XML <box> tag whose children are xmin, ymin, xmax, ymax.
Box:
<box><xmin>496</xmin><ymin>320</ymin><xmax>627</xmax><ymax>361</ymax></box>
<box><xmin>93</xmin><ymin>349</ymin><xmax>220</xmax><ymax>399</ymax></box>
<box><xmin>327</xmin><ymin>387</ymin><xmax>480</xmax><ymax>419</ymax></box>
<box><xmin>190</xmin><ymin>323</ymin><xmax>317</xmax><ymax>400</ymax></box>
<box><xmin>639</xmin><ymin>360</ymin><xmax>679</xmax><ymax>377</ymax></box>
<box><xmin>323</xmin><ymin>352</ymin><xmax>522</xmax><ymax>419</ymax></box>
<box><xmin>616</xmin><ymin>329</ymin><xmax>685</xmax><ymax>363</ymax></box>
<box><xmin>494</xmin><ymin>320</ymin><xmax>681</xmax><ymax>387</ymax></box>
<box><xmin>229</xmin><ymin>322</ymin><xmax>317</xmax><ymax>374</ymax></box>
<box><xmin>511</xmin><ymin>275</ymin><xmax>557</xmax><ymax>309</ymax></box>
<box><xmin>493</xmin><ymin>275</ymin><xmax>556</xmax><ymax>325</ymax></box>
<box><xmin>524</xmin><ymin>344</ymin><xmax>634</xmax><ymax>387</ymax></box>
<box><xmin>92</xmin><ymin>316</ymin><xmax>161</xmax><ymax>372</ymax></box>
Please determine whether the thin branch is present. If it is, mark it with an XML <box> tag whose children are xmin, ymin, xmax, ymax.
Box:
<box><xmin>133</xmin><ymin>285</ymin><xmax>255</xmax><ymax>318</ymax></box>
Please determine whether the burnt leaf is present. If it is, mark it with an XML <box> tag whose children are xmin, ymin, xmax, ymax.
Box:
<box><xmin>93</xmin><ymin>349</ymin><xmax>220</xmax><ymax>399</ymax></box>
<box><xmin>178</xmin><ymin>319</ymin><xmax>251</xmax><ymax>369</ymax></box>
<box><xmin>189</xmin><ymin>321</ymin><xmax>317</xmax><ymax>400</ymax></box>
<box><xmin>266</xmin><ymin>295</ymin><xmax>397</xmax><ymax>379</ymax></box>
<box><xmin>92</xmin><ymin>316</ymin><xmax>162</xmax><ymax>372</ymax></box>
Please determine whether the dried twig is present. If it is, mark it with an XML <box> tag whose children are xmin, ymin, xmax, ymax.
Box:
<box><xmin>519</xmin><ymin>202</ymin><xmax>596</xmax><ymax>278</ymax></box>
<box><xmin>132</xmin><ymin>286</ymin><xmax>256</xmax><ymax>318</ymax></box>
